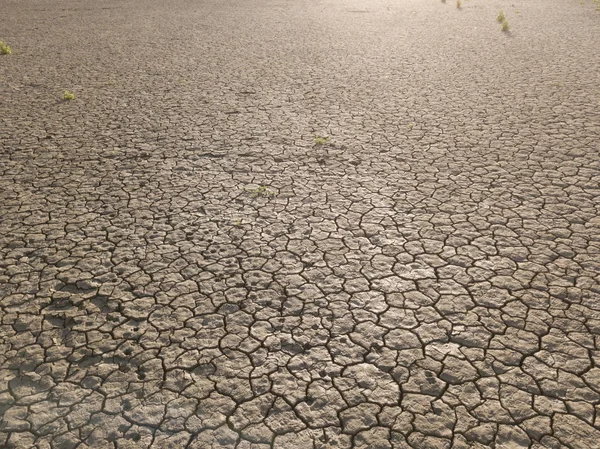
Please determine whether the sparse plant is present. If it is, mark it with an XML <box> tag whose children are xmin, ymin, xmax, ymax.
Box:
<box><xmin>0</xmin><ymin>40</ymin><xmax>11</xmax><ymax>55</ymax></box>
<box><xmin>441</xmin><ymin>0</ymin><xmax>446</xmax><ymax>3</ymax></box>
<box><xmin>456</xmin><ymin>0</ymin><xmax>462</xmax><ymax>8</ymax></box>
<box><xmin>497</xmin><ymin>10</ymin><xmax>505</xmax><ymax>22</ymax></box>
<box><xmin>314</xmin><ymin>135</ymin><xmax>330</xmax><ymax>145</ymax></box>
<box><xmin>501</xmin><ymin>19</ymin><xmax>510</xmax><ymax>32</ymax></box>
<box><xmin>62</xmin><ymin>90</ymin><xmax>75</xmax><ymax>101</ymax></box>
<box><xmin>251</xmin><ymin>185</ymin><xmax>275</xmax><ymax>198</ymax></box>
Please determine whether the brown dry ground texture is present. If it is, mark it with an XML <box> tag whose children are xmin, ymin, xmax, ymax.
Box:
<box><xmin>1</xmin><ymin>0</ymin><xmax>600</xmax><ymax>448</ymax></box>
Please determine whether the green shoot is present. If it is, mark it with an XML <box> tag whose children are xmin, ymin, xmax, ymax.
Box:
<box><xmin>0</xmin><ymin>41</ymin><xmax>11</xmax><ymax>55</ymax></box>
<box><xmin>314</xmin><ymin>135</ymin><xmax>331</xmax><ymax>145</ymax></box>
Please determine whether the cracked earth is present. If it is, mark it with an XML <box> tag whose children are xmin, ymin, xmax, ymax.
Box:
<box><xmin>1</xmin><ymin>0</ymin><xmax>600</xmax><ymax>448</ymax></box>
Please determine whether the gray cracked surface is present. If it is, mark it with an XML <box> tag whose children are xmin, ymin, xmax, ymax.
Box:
<box><xmin>1</xmin><ymin>0</ymin><xmax>600</xmax><ymax>448</ymax></box>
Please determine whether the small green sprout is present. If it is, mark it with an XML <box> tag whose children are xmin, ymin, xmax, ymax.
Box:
<box><xmin>0</xmin><ymin>40</ymin><xmax>11</xmax><ymax>55</ymax></box>
<box><xmin>251</xmin><ymin>185</ymin><xmax>275</xmax><ymax>198</ymax></box>
<box><xmin>456</xmin><ymin>0</ymin><xmax>462</xmax><ymax>8</ymax></box>
<box><xmin>497</xmin><ymin>10</ymin><xmax>505</xmax><ymax>22</ymax></box>
<box><xmin>314</xmin><ymin>135</ymin><xmax>330</xmax><ymax>145</ymax></box>
<box><xmin>501</xmin><ymin>19</ymin><xmax>510</xmax><ymax>32</ymax></box>
<box><xmin>63</xmin><ymin>91</ymin><xmax>75</xmax><ymax>101</ymax></box>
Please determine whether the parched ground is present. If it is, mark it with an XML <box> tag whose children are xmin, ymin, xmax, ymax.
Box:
<box><xmin>1</xmin><ymin>0</ymin><xmax>600</xmax><ymax>448</ymax></box>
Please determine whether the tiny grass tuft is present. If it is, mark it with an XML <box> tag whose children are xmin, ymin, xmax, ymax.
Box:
<box><xmin>314</xmin><ymin>135</ymin><xmax>330</xmax><ymax>145</ymax></box>
<box><xmin>62</xmin><ymin>90</ymin><xmax>75</xmax><ymax>101</ymax></box>
<box><xmin>251</xmin><ymin>185</ymin><xmax>276</xmax><ymax>198</ymax></box>
<box><xmin>456</xmin><ymin>0</ymin><xmax>462</xmax><ymax>8</ymax></box>
<box><xmin>501</xmin><ymin>19</ymin><xmax>510</xmax><ymax>32</ymax></box>
<box><xmin>497</xmin><ymin>10</ymin><xmax>506</xmax><ymax>22</ymax></box>
<box><xmin>0</xmin><ymin>40</ymin><xmax>12</xmax><ymax>55</ymax></box>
